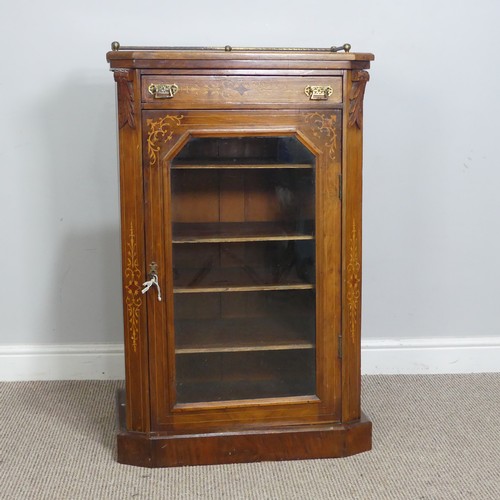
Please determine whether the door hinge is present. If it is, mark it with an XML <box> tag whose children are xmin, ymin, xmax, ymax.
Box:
<box><xmin>338</xmin><ymin>174</ymin><xmax>343</xmax><ymax>200</ymax></box>
<box><xmin>338</xmin><ymin>335</ymin><xmax>343</xmax><ymax>359</ymax></box>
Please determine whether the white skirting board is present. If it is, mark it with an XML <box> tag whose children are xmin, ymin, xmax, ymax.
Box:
<box><xmin>0</xmin><ymin>338</ymin><xmax>499</xmax><ymax>381</ymax></box>
<box><xmin>361</xmin><ymin>337</ymin><xmax>500</xmax><ymax>375</ymax></box>
<box><xmin>0</xmin><ymin>344</ymin><xmax>125</xmax><ymax>382</ymax></box>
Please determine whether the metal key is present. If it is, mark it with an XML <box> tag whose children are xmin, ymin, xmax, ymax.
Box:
<box><xmin>141</xmin><ymin>272</ymin><xmax>162</xmax><ymax>301</ymax></box>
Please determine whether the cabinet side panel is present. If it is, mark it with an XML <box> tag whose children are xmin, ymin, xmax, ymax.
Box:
<box><xmin>114</xmin><ymin>69</ymin><xmax>150</xmax><ymax>432</ymax></box>
<box><xmin>341</xmin><ymin>70</ymin><xmax>369</xmax><ymax>422</ymax></box>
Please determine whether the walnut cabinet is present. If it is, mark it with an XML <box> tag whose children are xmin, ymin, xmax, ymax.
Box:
<box><xmin>107</xmin><ymin>44</ymin><xmax>374</xmax><ymax>467</ymax></box>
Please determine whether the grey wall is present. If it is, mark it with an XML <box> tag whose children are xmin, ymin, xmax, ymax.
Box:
<box><xmin>1</xmin><ymin>0</ymin><xmax>499</xmax><ymax>346</ymax></box>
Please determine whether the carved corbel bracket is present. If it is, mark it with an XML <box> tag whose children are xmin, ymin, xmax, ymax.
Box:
<box><xmin>348</xmin><ymin>70</ymin><xmax>370</xmax><ymax>129</ymax></box>
<box><xmin>113</xmin><ymin>69</ymin><xmax>136</xmax><ymax>129</ymax></box>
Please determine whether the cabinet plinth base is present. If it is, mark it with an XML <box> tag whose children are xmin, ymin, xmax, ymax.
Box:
<box><xmin>117</xmin><ymin>408</ymin><xmax>371</xmax><ymax>467</ymax></box>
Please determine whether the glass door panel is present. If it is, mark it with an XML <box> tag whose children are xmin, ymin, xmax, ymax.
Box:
<box><xmin>170</xmin><ymin>136</ymin><xmax>317</xmax><ymax>404</ymax></box>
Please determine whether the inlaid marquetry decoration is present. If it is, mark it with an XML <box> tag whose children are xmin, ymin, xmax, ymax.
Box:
<box><xmin>146</xmin><ymin>115</ymin><xmax>184</xmax><ymax>168</ymax></box>
<box><xmin>347</xmin><ymin>221</ymin><xmax>361</xmax><ymax>338</ymax></box>
<box><xmin>125</xmin><ymin>222</ymin><xmax>142</xmax><ymax>353</ymax></box>
<box><xmin>348</xmin><ymin>70</ymin><xmax>370</xmax><ymax>129</ymax></box>
<box><xmin>305</xmin><ymin>112</ymin><xmax>338</xmax><ymax>160</ymax></box>
<box><xmin>181</xmin><ymin>79</ymin><xmax>270</xmax><ymax>98</ymax></box>
<box><xmin>113</xmin><ymin>69</ymin><xmax>136</xmax><ymax>129</ymax></box>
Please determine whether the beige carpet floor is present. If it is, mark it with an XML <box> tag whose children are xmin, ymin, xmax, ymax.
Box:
<box><xmin>1</xmin><ymin>374</ymin><xmax>499</xmax><ymax>499</ymax></box>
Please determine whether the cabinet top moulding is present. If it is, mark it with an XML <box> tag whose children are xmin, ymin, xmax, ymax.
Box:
<box><xmin>106</xmin><ymin>43</ymin><xmax>374</xmax><ymax>70</ymax></box>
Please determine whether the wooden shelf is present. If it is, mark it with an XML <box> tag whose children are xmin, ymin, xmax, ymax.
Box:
<box><xmin>172</xmin><ymin>162</ymin><xmax>313</xmax><ymax>170</ymax></box>
<box><xmin>174</xmin><ymin>283</ymin><xmax>314</xmax><ymax>294</ymax></box>
<box><xmin>175</xmin><ymin>317</ymin><xmax>314</xmax><ymax>354</ymax></box>
<box><xmin>174</xmin><ymin>266</ymin><xmax>314</xmax><ymax>294</ymax></box>
<box><xmin>172</xmin><ymin>221</ymin><xmax>314</xmax><ymax>244</ymax></box>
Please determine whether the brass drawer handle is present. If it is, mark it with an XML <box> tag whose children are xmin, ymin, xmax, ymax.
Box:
<box><xmin>304</xmin><ymin>85</ymin><xmax>333</xmax><ymax>100</ymax></box>
<box><xmin>148</xmin><ymin>83</ymin><xmax>179</xmax><ymax>99</ymax></box>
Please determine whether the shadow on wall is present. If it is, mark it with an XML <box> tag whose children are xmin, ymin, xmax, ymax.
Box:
<box><xmin>39</xmin><ymin>73</ymin><xmax>124</xmax><ymax>353</ymax></box>
<box><xmin>55</xmin><ymin>227</ymin><xmax>123</xmax><ymax>342</ymax></box>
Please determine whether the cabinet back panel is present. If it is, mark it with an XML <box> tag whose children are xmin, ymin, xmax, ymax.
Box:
<box><xmin>171</xmin><ymin>170</ymin><xmax>314</xmax><ymax>224</ymax></box>
<box><xmin>174</xmin><ymin>290</ymin><xmax>315</xmax><ymax>320</ymax></box>
<box><xmin>170</xmin><ymin>171</ymin><xmax>220</xmax><ymax>223</ymax></box>
<box><xmin>176</xmin><ymin>350</ymin><xmax>316</xmax><ymax>403</ymax></box>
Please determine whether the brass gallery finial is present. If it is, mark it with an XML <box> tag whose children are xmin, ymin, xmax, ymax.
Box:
<box><xmin>331</xmin><ymin>43</ymin><xmax>351</xmax><ymax>53</ymax></box>
<box><xmin>111</xmin><ymin>41</ymin><xmax>120</xmax><ymax>51</ymax></box>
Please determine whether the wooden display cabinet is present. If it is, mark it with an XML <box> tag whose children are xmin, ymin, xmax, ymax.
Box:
<box><xmin>107</xmin><ymin>43</ymin><xmax>374</xmax><ymax>467</ymax></box>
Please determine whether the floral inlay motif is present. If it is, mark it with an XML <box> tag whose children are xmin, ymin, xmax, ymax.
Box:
<box><xmin>125</xmin><ymin>222</ymin><xmax>142</xmax><ymax>352</ymax></box>
<box><xmin>305</xmin><ymin>112</ymin><xmax>338</xmax><ymax>160</ymax></box>
<box><xmin>146</xmin><ymin>115</ymin><xmax>183</xmax><ymax>168</ymax></box>
<box><xmin>347</xmin><ymin>221</ymin><xmax>361</xmax><ymax>339</ymax></box>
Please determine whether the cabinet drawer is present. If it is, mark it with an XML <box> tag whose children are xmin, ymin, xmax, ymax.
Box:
<box><xmin>141</xmin><ymin>76</ymin><xmax>342</xmax><ymax>108</ymax></box>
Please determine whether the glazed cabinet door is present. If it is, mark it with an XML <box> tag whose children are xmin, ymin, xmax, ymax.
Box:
<box><xmin>143</xmin><ymin>110</ymin><xmax>342</xmax><ymax>431</ymax></box>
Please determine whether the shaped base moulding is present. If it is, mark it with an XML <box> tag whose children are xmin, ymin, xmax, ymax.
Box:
<box><xmin>116</xmin><ymin>399</ymin><xmax>372</xmax><ymax>467</ymax></box>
